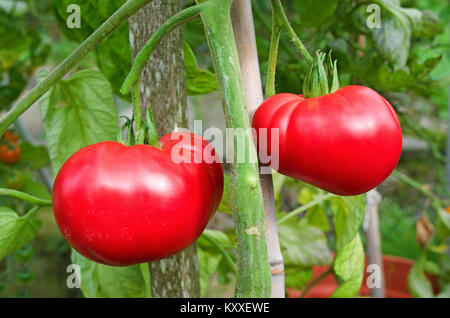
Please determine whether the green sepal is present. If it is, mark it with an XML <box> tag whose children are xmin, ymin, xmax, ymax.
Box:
<box><xmin>303</xmin><ymin>51</ymin><xmax>340</xmax><ymax>98</ymax></box>
<box><xmin>144</xmin><ymin>106</ymin><xmax>159</xmax><ymax>148</ymax></box>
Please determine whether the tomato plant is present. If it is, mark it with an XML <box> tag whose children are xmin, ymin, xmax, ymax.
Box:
<box><xmin>252</xmin><ymin>85</ymin><xmax>403</xmax><ymax>195</ymax></box>
<box><xmin>52</xmin><ymin>132</ymin><xmax>224</xmax><ymax>266</ymax></box>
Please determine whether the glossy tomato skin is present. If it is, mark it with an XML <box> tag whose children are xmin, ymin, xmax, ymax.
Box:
<box><xmin>52</xmin><ymin>132</ymin><xmax>223</xmax><ymax>266</ymax></box>
<box><xmin>252</xmin><ymin>85</ymin><xmax>402</xmax><ymax>195</ymax></box>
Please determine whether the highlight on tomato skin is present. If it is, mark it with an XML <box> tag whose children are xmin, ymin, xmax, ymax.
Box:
<box><xmin>52</xmin><ymin>132</ymin><xmax>224</xmax><ymax>266</ymax></box>
<box><xmin>252</xmin><ymin>85</ymin><xmax>403</xmax><ymax>196</ymax></box>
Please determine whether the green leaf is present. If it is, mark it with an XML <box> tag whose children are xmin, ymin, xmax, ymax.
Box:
<box><xmin>197</xmin><ymin>246</ymin><xmax>222</xmax><ymax>297</ymax></box>
<box><xmin>306</xmin><ymin>206</ymin><xmax>330</xmax><ymax>232</ymax></box>
<box><xmin>52</xmin><ymin>0</ymin><xmax>131</xmax><ymax>98</ymax></box>
<box><xmin>71</xmin><ymin>250</ymin><xmax>150</xmax><ymax>298</ymax></box>
<box><xmin>279</xmin><ymin>216</ymin><xmax>332</xmax><ymax>267</ymax></box>
<box><xmin>402</xmin><ymin>9</ymin><xmax>443</xmax><ymax>38</ymax></box>
<box><xmin>437</xmin><ymin>208</ymin><xmax>450</xmax><ymax>231</ymax></box>
<box><xmin>197</xmin><ymin>229</ymin><xmax>235</xmax><ymax>296</ymax></box>
<box><xmin>331</xmin><ymin>233</ymin><xmax>364</xmax><ymax>298</ymax></box>
<box><xmin>408</xmin><ymin>254</ymin><xmax>434</xmax><ymax>298</ymax></box>
<box><xmin>330</xmin><ymin>195</ymin><xmax>365</xmax><ymax>250</ymax></box>
<box><xmin>0</xmin><ymin>206</ymin><xmax>41</xmax><ymax>261</ymax></box>
<box><xmin>184</xmin><ymin>42</ymin><xmax>218</xmax><ymax>96</ymax></box>
<box><xmin>38</xmin><ymin>69</ymin><xmax>119</xmax><ymax>175</ymax></box>
<box><xmin>372</xmin><ymin>11</ymin><xmax>410</xmax><ymax>70</ymax></box>
<box><xmin>21</xmin><ymin>172</ymin><xmax>51</xmax><ymax>200</ymax></box>
<box><xmin>285</xmin><ymin>266</ymin><xmax>313</xmax><ymax>290</ymax></box>
<box><xmin>217</xmin><ymin>173</ymin><xmax>232</xmax><ymax>215</ymax></box>
<box><xmin>436</xmin><ymin>285</ymin><xmax>450</xmax><ymax>298</ymax></box>
<box><xmin>293</xmin><ymin>0</ymin><xmax>338</xmax><ymax>28</ymax></box>
<box><xmin>19</xmin><ymin>142</ymin><xmax>50</xmax><ymax>169</ymax></box>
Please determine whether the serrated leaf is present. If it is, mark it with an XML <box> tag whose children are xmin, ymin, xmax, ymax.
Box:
<box><xmin>0</xmin><ymin>207</ymin><xmax>41</xmax><ymax>261</ymax></box>
<box><xmin>184</xmin><ymin>42</ymin><xmax>218</xmax><ymax>96</ymax></box>
<box><xmin>70</xmin><ymin>250</ymin><xmax>150</xmax><ymax>298</ymax></box>
<box><xmin>38</xmin><ymin>69</ymin><xmax>119</xmax><ymax>175</ymax></box>
<box><xmin>279</xmin><ymin>216</ymin><xmax>332</xmax><ymax>267</ymax></box>
<box><xmin>19</xmin><ymin>142</ymin><xmax>50</xmax><ymax>169</ymax></box>
<box><xmin>97</xmin><ymin>263</ymin><xmax>150</xmax><ymax>298</ymax></box>
<box><xmin>330</xmin><ymin>195</ymin><xmax>365</xmax><ymax>250</ymax></box>
<box><xmin>306</xmin><ymin>205</ymin><xmax>330</xmax><ymax>232</ymax></box>
<box><xmin>372</xmin><ymin>13</ymin><xmax>410</xmax><ymax>70</ymax></box>
<box><xmin>408</xmin><ymin>254</ymin><xmax>434</xmax><ymax>298</ymax></box>
<box><xmin>331</xmin><ymin>233</ymin><xmax>364</xmax><ymax>298</ymax></box>
<box><xmin>285</xmin><ymin>266</ymin><xmax>313</xmax><ymax>290</ymax></box>
<box><xmin>52</xmin><ymin>0</ymin><xmax>131</xmax><ymax>98</ymax></box>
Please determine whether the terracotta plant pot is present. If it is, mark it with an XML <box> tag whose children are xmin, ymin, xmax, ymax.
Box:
<box><xmin>288</xmin><ymin>255</ymin><xmax>440</xmax><ymax>298</ymax></box>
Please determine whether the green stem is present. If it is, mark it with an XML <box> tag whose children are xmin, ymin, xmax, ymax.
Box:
<box><xmin>271</xmin><ymin>0</ymin><xmax>313</xmax><ymax>65</ymax></box>
<box><xmin>0</xmin><ymin>188</ymin><xmax>52</xmax><ymax>207</ymax></box>
<box><xmin>132</xmin><ymin>84</ymin><xmax>142</xmax><ymax>136</ymax></box>
<box><xmin>203</xmin><ymin>233</ymin><xmax>237</xmax><ymax>274</ymax></box>
<box><xmin>121</xmin><ymin>2</ymin><xmax>207</xmax><ymax>94</ymax></box>
<box><xmin>299</xmin><ymin>267</ymin><xmax>333</xmax><ymax>298</ymax></box>
<box><xmin>265</xmin><ymin>0</ymin><xmax>282</xmax><ymax>98</ymax></box>
<box><xmin>392</xmin><ymin>170</ymin><xmax>444</xmax><ymax>206</ymax></box>
<box><xmin>0</xmin><ymin>0</ymin><xmax>155</xmax><ymax>136</ymax></box>
<box><xmin>144</xmin><ymin>106</ymin><xmax>159</xmax><ymax>148</ymax></box>
<box><xmin>131</xmin><ymin>83</ymin><xmax>147</xmax><ymax>145</ymax></box>
<box><xmin>252</xmin><ymin>2</ymin><xmax>297</xmax><ymax>60</ymax></box>
<box><xmin>278</xmin><ymin>193</ymin><xmax>334</xmax><ymax>225</ymax></box>
<box><xmin>199</xmin><ymin>0</ymin><xmax>271</xmax><ymax>297</ymax></box>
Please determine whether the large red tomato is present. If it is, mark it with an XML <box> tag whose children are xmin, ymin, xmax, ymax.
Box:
<box><xmin>52</xmin><ymin>132</ymin><xmax>223</xmax><ymax>266</ymax></box>
<box><xmin>252</xmin><ymin>86</ymin><xmax>402</xmax><ymax>195</ymax></box>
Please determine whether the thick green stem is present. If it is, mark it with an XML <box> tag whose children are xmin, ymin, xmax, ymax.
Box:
<box><xmin>0</xmin><ymin>0</ymin><xmax>154</xmax><ymax>136</ymax></box>
<box><xmin>121</xmin><ymin>3</ymin><xmax>207</xmax><ymax>94</ymax></box>
<box><xmin>277</xmin><ymin>193</ymin><xmax>334</xmax><ymax>225</ymax></box>
<box><xmin>0</xmin><ymin>188</ymin><xmax>52</xmax><ymax>207</ymax></box>
<box><xmin>199</xmin><ymin>0</ymin><xmax>271</xmax><ymax>297</ymax></box>
<box><xmin>271</xmin><ymin>0</ymin><xmax>313</xmax><ymax>65</ymax></box>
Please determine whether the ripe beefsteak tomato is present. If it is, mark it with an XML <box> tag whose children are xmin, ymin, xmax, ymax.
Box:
<box><xmin>52</xmin><ymin>132</ymin><xmax>224</xmax><ymax>266</ymax></box>
<box><xmin>252</xmin><ymin>86</ymin><xmax>402</xmax><ymax>195</ymax></box>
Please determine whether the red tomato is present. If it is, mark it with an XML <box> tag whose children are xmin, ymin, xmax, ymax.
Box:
<box><xmin>0</xmin><ymin>130</ymin><xmax>21</xmax><ymax>164</ymax></box>
<box><xmin>0</xmin><ymin>143</ymin><xmax>21</xmax><ymax>164</ymax></box>
<box><xmin>252</xmin><ymin>85</ymin><xmax>402</xmax><ymax>195</ymax></box>
<box><xmin>52</xmin><ymin>132</ymin><xmax>224</xmax><ymax>266</ymax></box>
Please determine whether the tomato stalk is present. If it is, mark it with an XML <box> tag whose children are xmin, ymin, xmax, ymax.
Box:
<box><xmin>265</xmin><ymin>1</ymin><xmax>282</xmax><ymax>98</ymax></box>
<box><xmin>121</xmin><ymin>2</ymin><xmax>208</xmax><ymax>95</ymax></box>
<box><xmin>0</xmin><ymin>188</ymin><xmax>52</xmax><ymax>207</ymax></box>
<box><xmin>199</xmin><ymin>0</ymin><xmax>271</xmax><ymax>297</ymax></box>
<box><xmin>277</xmin><ymin>193</ymin><xmax>334</xmax><ymax>225</ymax></box>
<box><xmin>270</xmin><ymin>0</ymin><xmax>313</xmax><ymax>65</ymax></box>
<box><xmin>0</xmin><ymin>0</ymin><xmax>156</xmax><ymax>136</ymax></box>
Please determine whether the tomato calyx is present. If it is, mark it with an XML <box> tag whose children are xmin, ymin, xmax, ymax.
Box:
<box><xmin>303</xmin><ymin>51</ymin><xmax>340</xmax><ymax>99</ymax></box>
<box><xmin>117</xmin><ymin>108</ymin><xmax>160</xmax><ymax>148</ymax></box>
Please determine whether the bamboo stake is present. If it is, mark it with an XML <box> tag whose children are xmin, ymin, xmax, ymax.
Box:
<box><xmin>363</xmin><ymin>189</ymin><xmax>386</xmax><ymax>298</ymax></box>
